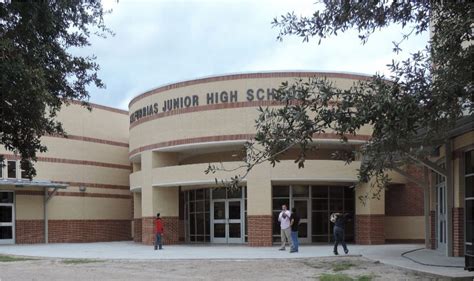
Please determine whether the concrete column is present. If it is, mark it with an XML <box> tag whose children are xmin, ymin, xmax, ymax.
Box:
<box><xmin>355</xmin><ymin>181</ymin><xmax>385</xmax><ymax>244</ymax></box>
<box><xmin>246</xmin><ymin>163</ymin><xmax>273</xmax><ymax>246</ymax></box>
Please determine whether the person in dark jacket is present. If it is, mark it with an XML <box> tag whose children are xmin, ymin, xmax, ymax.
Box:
<box><xmin>154</xmin><ymin>213</ymin><xmax>164</xmax><ymax>250</ymax></box>
<box><xmin>289</xmin><ymin>208</ymin><xmax>300</xmax><ymax>253</ymax></box>
<box><xmin>331</xmin><ymin>212</ymin><xmax>350</xmax><ymax>255</ymax></box>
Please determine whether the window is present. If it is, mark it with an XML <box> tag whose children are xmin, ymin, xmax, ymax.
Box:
<box><xmin>465</xmin><ymin>150</ymin><xmax>474</xmax><ymax>257</ymax></box>
<box><xmin>7</xmin><ymin>161</ymin><xmax>16</xmax><ymax>178</ymax></box>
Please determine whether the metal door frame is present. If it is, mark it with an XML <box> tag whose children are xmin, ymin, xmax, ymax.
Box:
<box><xmin>0</xmin><ymin>191</ymin><xmax>15</xmax><ymax>245</ymax></box>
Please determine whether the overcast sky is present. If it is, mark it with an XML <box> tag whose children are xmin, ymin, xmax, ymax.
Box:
<box><xmin>79</xmin><ymin>0</ymin><xmax>429</xmax><ymax>110</ymax></box>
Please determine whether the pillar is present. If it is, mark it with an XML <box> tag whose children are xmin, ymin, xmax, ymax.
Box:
<box><xmin>140</xmin><ymin>151</ymin><xmax>180</xmax><ymax>245</ymax></box>
<box><xmin>355</xmin><ymin>181</ymin><xmax>385</xmax><ymax>244</ymax></box>
<box><xmin>246</xmin><ymin>163</ymin><xmax>273</xmax><ymax>246</ymax></box>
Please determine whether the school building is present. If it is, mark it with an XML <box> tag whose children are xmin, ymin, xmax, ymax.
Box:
<box><xmin>1</xmin><ymin>72</ymin><xmax>472</xmax><ymax>259</ymax></box>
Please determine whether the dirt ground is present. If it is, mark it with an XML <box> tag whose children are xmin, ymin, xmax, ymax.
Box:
<box><xmin>0</xmin><ymin>256</ymin><xmax>450</xmax><ymax>281</ymax></box>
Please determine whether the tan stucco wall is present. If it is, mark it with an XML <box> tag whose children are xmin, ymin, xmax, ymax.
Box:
<box><xmin>46</xmin><ymin>197</ymin><xmax>131</xmax><ymax>220</ymax></box>
<box><xmin>15</xmin><ymin>195</ymin><xmax>44</xmax><ymax>220</ymax></box>
<box><xmin>133</xmin><ymin>192</ymin><xmax>142</xmax><ymax>218</ymax></box>
<box><xmin>385</xmin><ymin>216</ymin><xmax>425</xmax><ymax>240</ymax></box>
<box><xmin>355</xmin><ymin>180</ymin><xmax>385</xmax><ymax>215</ymax></box>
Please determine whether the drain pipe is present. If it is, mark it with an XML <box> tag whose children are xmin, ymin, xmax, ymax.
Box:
<box><xmin>44</xmin><ymin>187</ymin><xmax>59</xmax><ymax>244</ymax></box>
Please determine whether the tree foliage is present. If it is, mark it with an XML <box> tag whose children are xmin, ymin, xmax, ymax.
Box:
<box><xmin>209</xmin><ymin>1</ymin><xmax>473</xmax><ymax>196</ymax></box>
<box><xmin>0</xmin><ymin>1</ymin><xmax>110</xmax><ymax>178</ymax></box>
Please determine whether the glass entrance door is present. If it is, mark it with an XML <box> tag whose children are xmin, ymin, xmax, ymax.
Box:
<box><xmin>292</xmin><ymin>198</ymin><xmax>310</xmax><ymax>243</ymax></box>
<box><xmin>211</xmin><ymin>199</ymin><xmax>243</xmax><ymax>243</ymax></box>
<box><xmin>0</xmin><ymin>191</ymin><xmax>15</xmax><ymax>244</ymax></box>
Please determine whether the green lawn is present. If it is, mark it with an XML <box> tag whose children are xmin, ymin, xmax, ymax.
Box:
<box><xmin>0</xmin><ymin>254</ymin><xmax>36</xmax><ymax>262</ymax></box>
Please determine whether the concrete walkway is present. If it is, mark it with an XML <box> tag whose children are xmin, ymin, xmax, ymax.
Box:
<box><xmin>1</xmin><ymin>242</ymin><xmax>473</xmax><ymax>279</ymax></box>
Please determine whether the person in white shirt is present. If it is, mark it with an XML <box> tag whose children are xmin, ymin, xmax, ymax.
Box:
<box><xmin>278</xmin><ymin>204</ymin><xmax>293</xmax><ymax>251</ymax></box>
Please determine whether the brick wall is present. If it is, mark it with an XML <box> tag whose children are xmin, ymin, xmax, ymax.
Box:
<box><xmin>16</xmin><ymin>220</ymin><xmax>45</xmax><ymax>244</ymax></box>
<box><xmin>430</xmin><ymin>210</ymin><xmax>436</xmax><ymax>249</ymax></box>
<box><xmin>355</xmin><ymin>215</ymin><xmax>385</xmax><ymax>244</ymax></box>
<box><xmin>134</xmin><ymin>218</ymin><xmax>142</xmax><ymax>243</ymax></box>
<box><xmin>247</xmin><ymin>215</ymin><xmax>273</xmax><ymax>246</ymax></box>
<box><xmin>48</xmin><ymin>220</ymin><xmax>131</xmax><ymax>243</ymax></box>
<box><xmin>385</xmin><ymin>184</ymin><xmax>424</xmax><ymax>216</ymax></box>
<box><xmin>141</xmin><ymin>216</ymin><xmax>179</xmax><ymax>245</ymax></box>
<box><xmin>453</xmin><ymin>207</ymin><xmax>464</xmax><ymax>257</ymax></box>
<box><xmin>16</xmin><ymin>219</ymin><xmax>131</xmax><ymax>243</ymax></box>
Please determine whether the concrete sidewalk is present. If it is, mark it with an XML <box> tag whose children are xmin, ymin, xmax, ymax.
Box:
<box><xmin>0</xmin><ymin>242</ymin><xmax>472</xmax><ymax>279</ymax></box>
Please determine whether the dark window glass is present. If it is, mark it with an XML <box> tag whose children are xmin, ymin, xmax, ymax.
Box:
<box><xmin>329</xmin><ymin>186</ymin><xmax>344</xmax><ymax>198</ymax></box>
<box><xmin>0</xmin><ymin>226</ymin><xmax>13</xmax><ymax>239</ymax></box>
<box><xmin>292</xmin><ymin>185</ymin><xmax>309</xmax><ymax>197</ymax></box>
<box><xmin>205</xmin><ymin>200</ymin><xmax>210</xmax><ymax>212</ymax></box>
<box><xmin>196</xmin><ymin>189</ymin><xmax>204</xmax><ymax>200</ymax></box>
<box><xmin>312</xmin><ymin>211</ymin><xmax>329</xmax><ymax>235</ymax></box>
<box><xmin>272</xmin><ymin>186</ymin><xmax>290</xmax><ymax>197</ymax></box>
<box><xmin>228</xmin><ymin>201</ymin><xmax>241</xmax><ymax>220</ymax></box>
<box><xmin>205</xmin><ymin>236</ymin><xmax>210</xmax><ymax>242</ymax></box>
<box><xmin>466</xmin><ymin>200</ymin><xmax>473</xmax><ymax>244</ymax></box>
<box><xmin>229</xmin><ymin>223</ymin><xmax>241</xmax><ymax>238</ymax></box>
<box><xmin>0</xmin><ymin>206</ymin><xmax>13</xmax><ymax>222</ymax></box>
<box><xmin>189</xmin><ymin>190</ymin><xmax>195</xmax><ymax>201</ymax></box>
<box><xmin>344</xmin><ymin>198</ymin><xmax>355</xmax><ymax>212</ymax></box>
<box><xmin>7</xmin><ymin>161</ymin><xmax>16</xmax><ymax>178</ymax></box>
<box><xmin>213</xmin><ymin>202</ymin><xmax>225</xmax><ymax>220</ymax></box>
<box><xmin>0</xmin><ymin>192</ymin><xmax>14</xmax><ymax>203</ymax></box>
<box><xmin>189</xmin><ymin>202</ymin><xmax>195</xmax><ymax>213</ymax></box>
<box><xmin>466</xmin><ymin>176</ymin><xmax>473</xmax><ymax>198</ymax></box>
<box><xmin>195</xmin><ymin>201</ymin><xmax>204</xmax><ymax>213</ymax></box>
<box><xmin>272</xmin><ymin>212</ymin><xmax>280</xmax><ymax>235</ymax></box>
<box><xmin>312</xmin><ymin>186</ymin><xmax>328</xmax><ymax>198</ymax></box>
<box><xmin>196</xmin><ymin>236</ymin><xmax>205</xmax><ymax>242</ymax></box>
<box><xmin>298</xmin><ymin>223</ymin><xmax>308</xmax><ymax>238</ymax></box>
<box><xmin>330</xmin><ymin>198</ymin><xmax>344</xmax><ymax>212</ymax></box>
<box><xmin>312</xmin><ymin>199</ymin><xmax>328</xmax><ymax>211</ymax></box>
<box><xmin>212</xmin><ymin>188</ymin><xmax>226</xmax><ymax>199</ymax></box>
<box><xmin>228</xmin><ymin>187</ymin><xmax>242</xmax><ymax>199</ymax></box>
<box><xmin>190</xmin><ymin>235</ymin><xmax>196</xmax><ymax>242</ymax></box>
<box><xmin>196</xmin><ymin>214</ymin><xmax>204</xmax><ymax>235</ymax></box>
<box><xmin>273</xmin><ymin>199</ymin><xmax>289</xmax><ymax>211</ymax></box>
<box><xmin>214</xmin><ymin>224</ymin><xmax>225</xmax><ymax>238</ymax></box>
<box><xmin>466</xmin><ymin>150</ymin><xmax>474</xmax><ymax>174</ymax></box>
<box><xmin>189</xmin><ymin>214</ymin><xmax>195</xmax><ymax>235</ymax></box>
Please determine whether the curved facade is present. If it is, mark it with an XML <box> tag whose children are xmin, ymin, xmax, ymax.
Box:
<box><xmin>128</xmin><ymin>72</ymin><xmax>420</xmax><ymax>246</ymax></box>
<box><xmin>0</xmin><ymin>102</ymin><xmax>131</xmax><ymax>244</ymax></box>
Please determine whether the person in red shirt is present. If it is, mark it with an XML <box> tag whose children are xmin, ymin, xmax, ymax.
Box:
<box><xmin>154</xmin><ymin>213</ymin><xmax>164</xmax><ymax>250</ymax></box>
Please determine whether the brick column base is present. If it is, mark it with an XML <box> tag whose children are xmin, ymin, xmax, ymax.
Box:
<box><xmin>141</xmin><ymin>216</ymin><xmax>180</xmax><ymax>245</ymax></box>
<box><xmin>134</xmin><ymin>218</ymin><xmax>142</xmax><ymax>243</ymax></box>
<box><xmin>355</xmin><ymin>215</ymin><xmax>385</xmax><ymax>244</ymax></box>
<box><xmin>248</xmin><ymin>215</ymin><xmax>273</xmax><ymax>246</ymax></box>
<box><xmin>453</xmin><ymin>207</ymin><xmax>464</xmax><ymax>257</ymax></box>
<box><xmin>430</xmin><ymin>211</ymin><xmax>436</xmax><ymax>250</ymax></box>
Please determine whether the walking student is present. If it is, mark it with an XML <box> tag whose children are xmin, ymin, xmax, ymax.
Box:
<box><xmin>290</xmin><ymin>207</ymin><xmax>300</xmax><ymax>253</ymax></box>
<box><xmin>331</xmin><ymin>212</ymin><xmax>350</xmax><ymax>255</ymax></box>
<box><xmin>154</xmin><ymin>213</ymin><xmax>164</xmax><ymax>250</ymax></box>
<box><xmin>278</xmin><ymin>204</ymin><xmax>293</xmax><ymax>251</ymax></box>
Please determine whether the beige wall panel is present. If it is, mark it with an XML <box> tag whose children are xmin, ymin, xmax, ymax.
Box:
<box><xmin>131</xmin><ymin>76</ymin><xmax>361</xmax><ymax>112</ymax></box>
<box><xmin>454</xmin><ymin>131</ymin><xmax>474</xmax><ymax>150</ymax></box>
<box><xmin>268</xmin><ymin>160</ymin><xmax>361</xmax><ymax>181</ymax></box>
<box><xmin>133</xmin><ymin>192</ymin><xmax>142</xmax><ymax>218</ymax></box>
<box><xmin>385</xmin><ymin>216</ymin><xmax>425</xmax><ymax>239</ymax></box>
<box><xmin>130</xmin><ymin>171</ymin><xmax>143</xmax><ymax>190</ymax></box>
<box><xmin>355</xmin><ymin>181</ymin><xmax>385</xmax><ymax>215</ymax></box>
<box><xmin>15</xmin><ymin>195</ymin><xmax>44</xmax><ymax>220</ymax></box>
<box><xmin>153</xmin><ymin>187</ymin><xmax>179</xmax><ymax>217</ymax></box>
<box><xmin>61</xmin><ymin>186</ymin><xmax>131</xmax><ymax>196</ymax></box>
<box><xmin>57</xmin><ymin>104</ymin><xmax>129</xmax><ymax>143</ymax></box>
<box><xmin>247</xmin><ymin>163</ymin><xmax>272</xmax><ymax>215</ymax></box>
<box><xmin>47</xmin><ymin>196</ymin><xmax>131</xmax><ymax>220</ymax></box>
<box><xmin>129</xmin><ymin>75</ymin><xmax>373</xmax><ymax>153</ymax></box>
<box><xmin>33</xmin><ymin>162</ymin><xmax>129</xmax><ymax>186</ymax></box>
<box><xmin>40</xmin><ymin>137</ymin><xmax>129</xmax><ymax>165</ymax></box>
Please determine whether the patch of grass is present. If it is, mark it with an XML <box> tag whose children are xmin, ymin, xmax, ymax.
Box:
<box><xmin>61</xmin><ymin>259</ymin><xmax>101</xmax><ymax>265</ymax></box>
<box><xmin>319</xmin><ymin>273</ymin><xmax>353</xmax><ymax>281</ymax></box>
<box><xmin>332</xmin><ymin>262</ymin><xmax>356</xmax><ymax>272</ymax></box>
<box><xmin>0</xmin><ymin>254</ymin><xmax>36</xmax><ymax>262</ymax></box>
<box><xmin>356</xmin><ymin>275</ymin><xmax>374</xmax><ymax>281</ymax></box>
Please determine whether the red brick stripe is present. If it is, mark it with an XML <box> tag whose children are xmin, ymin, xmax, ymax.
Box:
<box><xmin>69</xmin><ymin>100</ymin><xmax>128</xmax><ymax>115</ymax></box>
<box><xmin>3</xmin><ymin>154</ymin><xmax>131</xmax><ymax>170</ymax></box>
<box><xmin>129</xmin><ymin>71</ymin><xmax>372</xmax><ymax>107</ymax></box>
<box><xmin>128</xmin><ymin>133</ymin><xmax>370</xmax><ymax>159</ymax></box>
<box><xmin>15</xmin><ymin>190</ymin><xmax>131</xmax><ymax>199</ymax></box>
<box><xmin>46</xmin><ymin>134</ymin><xmax>129</xmax><ymax>148</ymax></box>
<box><xmin>52</xmin><ymin>181</ymin><xmax>129</xmax><ymax>190</ymax></box>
